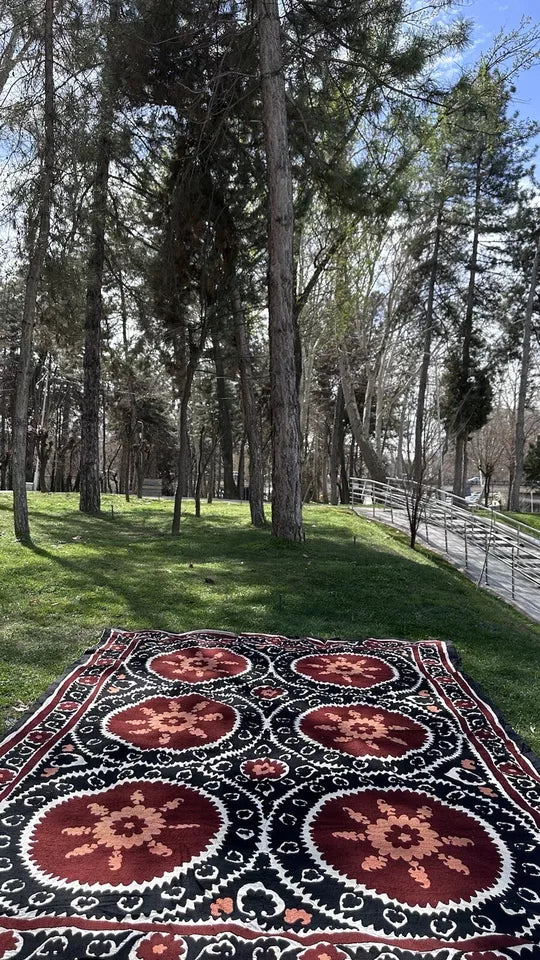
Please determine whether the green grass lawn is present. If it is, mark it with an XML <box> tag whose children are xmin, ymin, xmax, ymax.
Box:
<box><xmin>0</xmin><ymin>493</ymin><xmax>539</xmax><ymax>752</ymax></box>
<box><xmin>504</xmin><ymin>511</ymin><xmax>540</xmax><ymax>535</ymax></box>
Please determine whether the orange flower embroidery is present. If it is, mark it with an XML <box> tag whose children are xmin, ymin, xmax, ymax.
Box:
<box><xmin>285</xmin><ymin>908</ymin><xmax>311</xmax><ymax>925</ymax></box>
<box><xmin>124</xmin><ymin>700</ymin><xmax>225</xmax><ymax>747</ymax></box>
<box><xmin>62</xmin><ymin>788</ymin><xmax>199</xmax><ymax>873</ymax></box>
<box><xmin>210</xmin><ymin>897</ymin><xmax>234</xmax><ymax>917</ymax></box>
<box><xmin>314</xmin><ymin>710</ymin><xmax>411</xmax><ymax>752</ymax></box>
<box><xmin>333</xmin><ymin>798</ymin><xmax>473</xmax><ymax>890</ymax></box>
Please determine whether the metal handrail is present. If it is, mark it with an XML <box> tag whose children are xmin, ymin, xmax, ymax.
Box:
<box><xmin>349</xmin><ymin>476</ymin><xmax>540</xmax><ymax>596</ymax></box>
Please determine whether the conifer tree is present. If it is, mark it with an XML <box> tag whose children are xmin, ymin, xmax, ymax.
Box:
<box><xmin>12</xmin><ymin>0</ymin><xmax>55</xmax><ymax>541</ymax></box>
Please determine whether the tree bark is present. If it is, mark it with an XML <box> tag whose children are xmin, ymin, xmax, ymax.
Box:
<box><xmin>172</xmin><ymin>351</ymin><xmax>198</xmax><ymax>535</ymax></box>
<box><xmin>414</xmin><ymin>202</ymin><xmax>443</xmax><ymax>484</ymax></box>
<box><xmin>340</xmin><ymin>441</ymin><xmax>350</xmax><ymax>504</ymax></box>
<box><xmin>231</xmin><ymin>284</ymin><xmax>266</xmax><ymax>527</ymax></box>
<box><xmin>511</xmin><ymin>231</ymin><xmax>540</xmax><ymax>512</ymax></box>
<box><xmin>135</xmin><ymin>422</ymin><xmax>145</xmax><ymax>498</ymax></box>
<box><xmin>257</xmin><ymin>0</ymin><xmax>304</xmax><ymax>541</ymax></box>
<box><xmin>207</xmin><ymin>452</ymin><xmax>215</xmax><ymax>504</ymax></box>
<box><xmin>12</xmin><ymin>0</ymin><xmax>54</xmax><ymax>541</ymax></box>
<box><xmin>102</xmin><ymin>390</ymin><xmax>108</xmax><ymax>492</ymax></box>
<box><xmin>452</xmin><ymin>151</ymin><xmax>482</xmax><ymax>499</ymax></box>
<box><xmin>54</xmin><ymin>387</ymin><xmax>71</xmax><ymax>491</ymax></box>
<box><xmin>171</xmin><ymin>309</ymin><xmax>211</xmax><ymax>534</ymax></box>
<box><xmin>0</xmin><ymin>26</ymin><xmax>32</xmax><ymax>100</ymax></box>
<box><xmin>194</xmin><ymin>429</ymin><xmax>218</xmax><ymax>517</ymax></box>
<box><xmin>0</xmin><ymin>348</ymin><xmax>7</xmax><ymax>490</ymax></box>
<box><xmin>34</xmin><ymin>355</ymin><xmax>52</xmax><ymax>491</ymax></box>
<box><xmin>338</xmin><ymin>348</ymin><xmax>386</xmax><ymax>483</ymax></box>
<box><xmin>330</xmin><ymin>384</ymin><xmax>345</xmax><ymax>505</ymax></box>
<box><xmin>212</xmin><ymin>327</ymin><xmax>237</xmax><ymax>499</ymax></box>
<box><xmin>237</xmin><ymin>434</ymin><xmax>245</xmax><ymax>501</ymax></box>
<box><xmin>79</xmin><ymin>0</ymin><xmax>117</xmax><ymax>515</ymax></box>
<box><xmin>321</xmin><ymin>443</ymin><xmax>328</xmax><ymax>503</ymax></box>
<box><xmin>452</xmin><ymin>434</ymin><xmax>465</xmax><ymax>501</ymax></box>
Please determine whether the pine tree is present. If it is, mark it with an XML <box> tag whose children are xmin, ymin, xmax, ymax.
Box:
<box><xmin>439</xmin><ymin>68</ymin><xmax>536</xmax><ymax>497</ymax></box>
<box><xmin>12</xmin><ymin>0</ymin><xmax>55</xmax><ymax>541</ymax></box>
<box><xmin>79</xmin><ymin>0</ymin><xmax>120</xmax><ymax>515</ymax></box>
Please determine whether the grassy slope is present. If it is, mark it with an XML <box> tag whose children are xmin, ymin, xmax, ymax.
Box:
<box><xmin>0</xmin><ymin>494</ymin><xmax>538</xmax><ymax>752</ymax></box>
<box><xmin>505</xmin><ymin>511</ymin><xmax>540</xmax><ymax>535</ymax></box>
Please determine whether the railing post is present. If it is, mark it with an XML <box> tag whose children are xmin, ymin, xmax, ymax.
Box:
<box><xmin>485</xmin><ymin>532</ymin><xmax>489</xmax><ymax>586</ymax></box>
<box><xmin>444</xmin><ymin>512</ymin><xmax>448</xmax><ymax>553</ymax></box>
<box><xmin>511</xmin><ymin>546</ymin><xmax>515</xmax><ymax>599</ymax></box>
<box><xmin>425</xmin><ymin>507</ymin><xmax>429</xmax><ymax>543</ymax></box>
<box><xmin>464</xmin><ymin>521</ymin><xmax>468</xmax><ymax>569</ymax></box>
<box><xmin>372</xmin><ymin>484</ymin><xmax>375</xmax><ymax>519</ymax></box>
<box><xmin>517</xmin><ymin>526</ymin><xmax>520</xmax><ymax>559</ymax></box>
<box><xmin>390</xmin><ymin>496</ymin><xmax>394</xmax><ymax>523</ymax></box>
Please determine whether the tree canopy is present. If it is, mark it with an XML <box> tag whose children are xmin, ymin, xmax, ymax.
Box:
<box><xmin>1</xmin><ymin>0</ymin><xmax>539</xmax><ymax>538</ymax></box>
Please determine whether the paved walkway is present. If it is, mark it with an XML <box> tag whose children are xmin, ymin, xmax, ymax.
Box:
<box><xmin>353</xmin><ymin>505</ymin><xmax>540</xmax><ymax>624</ymax></box>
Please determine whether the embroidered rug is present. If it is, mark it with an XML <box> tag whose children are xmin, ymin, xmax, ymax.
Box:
<box><xmin>0</xmin><ymin>629</ymin><xmax>538</xmax><ymax>960</ymax></box>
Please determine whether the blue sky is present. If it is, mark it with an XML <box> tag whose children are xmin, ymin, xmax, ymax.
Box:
<box><xmin>457</xmin><ymin>0</ymin><xmax>540</xmax><ymax>127</ymax></box>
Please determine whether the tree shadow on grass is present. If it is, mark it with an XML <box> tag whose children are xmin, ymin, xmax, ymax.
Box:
<box><xmin>0</xmin><ymin>500</ymin><xmax>264</xmax><ymax>545</ymax></box>
<box><xmin>2</xmin><ymin>502</ymin><xmax>539</xmax><ymax>751</ymax></box>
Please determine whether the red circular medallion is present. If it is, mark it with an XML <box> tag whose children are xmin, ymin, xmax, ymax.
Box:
<box><xmin>299</xmin><ymin>705</ymin><xmax>427</xmax><ymax>758</ymax></box>
<box><xmin>294</xmin><ymin>654</ymin><xmax>394</xmax><ymax>688</ymax></box>
<box><xmin>310</xmin><ymin>789</ymin><xmax>502</xmax><ymax>907</ymax></box>
<box><xmin>28</xmin><ymin>782</ymin><xmax>222</xmax><ymax>887</ymax></box>
<box><xmin>106</xmin><ymin>695</ymin><xmax>237</xmax><ymax>750</ymax></box>
<box><xmin>149</xmin><ymin>647</ymin><xmax>249</xmax><ymax>683</ymax></box>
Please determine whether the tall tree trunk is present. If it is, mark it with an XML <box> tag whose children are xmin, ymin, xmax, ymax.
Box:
<box><xmin>452</xmin><ymin>151</ymin><xmax>482</xmax><ymax>499</ymax></box>
<box><xmin>0</xmin><ymin>348</ymin><xmax>7</xmax><ymax>490</ymax></box>
<box><xmin>135</xmin><ymin>422</ymin><xmax>145</xmax><ymax>499</ymax></box>
<box><xmin>507</xmin><ymin>466</ymin><xmax>514</xmax><ymax>511</ymax></box>
<box><xmin>452</xmin><ymin>435</ymin><xmax>465</xmax><ymax>500</ymax></box>
<box><xmin>12</xmin><ymin>0</ymin><xmax>54</xmax><ymax>541</ymax></box>
<box><xmin>511</xmin><ymin>231</ymin><xmax>540</xmax><ymax>512</ymax></box>
<box><xmin>212</xmin><ymin>328</ymin><xmax>237</xmax><ymax>499</ymax></box>
<box><xmin>231</xmin><ymin>284</ymin><xmax>265</xmax><ymax>527</ymax></box>
<box><xmin>37</xmin><ymin>436</ymin><xmax>50</xmax><ymax>493</ymax></box>
<box><xmin>49</xmin><ymin>405</ymin><xmax>59</xmax><ymax>492</ymax></box>
<box><xmin>216</xmin><ymin>452</ymin><xmax>222</xmax><ymax>500</ymax></box>
<box><xmin>300</xmin><ymin>338</ymin><xmax>317</xmax><ymax>444</ymax></box>
<box><xmin>340</xmin><ymin>441</ymin><xmax>350</xmax><ymax>504</ymax></box>
<box><xmin>257</xmin><ymin>0</ymin><xmax>304</xmax><ymax>541</ymax></box>
<box><xmin>102</xmin><ymin>389</ymin><xmax>108</xmax><ymax>492</ymax></box>
<box><xmin>374</xmin><ymin>360</ymin><xmax>387</xmax><ymax>461</ymax></box>
<box><xmin>237</xmin><ymin>434</ymin><xmax>246</xmax><ymax>501</ymax></box>
<box><xmin>79</xmin><ymin>0</ymin><xmax>117</xmax><ymax>515</ymax></box>
<box><xmin>396</xmin><ymin>400</ymin><xmax>406</xmax><ymax>477</ymax></box>
<box><xmin>338</xmin><ymin>349</ymin><xmax>386</xmax><ymax>483</ymax></box>
<box><xmin>329</xmin><ymin>384</ymin><xmax>344</xmax><ymax>505</ymax></box>
<box><xmin>414</xmin><ymin>202</ymin><xmax>443</xmax><ymax>485</ymax></box>
<box><xmin>171</xmin><ymin>311</ymin><xmax>210</xmax><ymax>535</ymax></box>
<box><xmin>120</xmin><ymin>443</ymin><xmax>129</xmax><ymax>499</ymax></box>
<box><xmin>34</xmin><ymin>355</ymin><xmax>52</xmax><ymax>491</ymax></box>
<box><xmin>194</xmin><ymin>427</ymin><xmax>206</xmax><ymax>517</ymax></box>
<box><xmin>172</xmin><ymin>359</ymin><xmax>197</xmax><ymax>535</ymax></box>
<box><xmin>321</xmin><ymin>444</ymin><xmax>328</xmax><ymax>503</ymax></box>
<box><xmin>207</xmin><ymin>452</ymin><xmax>215</xmax><ymax>504</ymax></box>
<box><xmin>54</xmin><ymin>387</ymin><xmax>71</xmax><ymax>491</ymax></box>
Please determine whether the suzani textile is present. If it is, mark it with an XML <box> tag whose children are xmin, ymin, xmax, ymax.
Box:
<box><xmin>0</xmin><ymin>629</ymin><xmax>538</xmax><ymax>959</ymax></box>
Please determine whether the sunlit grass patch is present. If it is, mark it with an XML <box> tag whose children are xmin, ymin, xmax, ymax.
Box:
<box><xmin>0</xmin><ymin>493</ymin><xmax>538</xmax><ymax>751</ymax></box>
